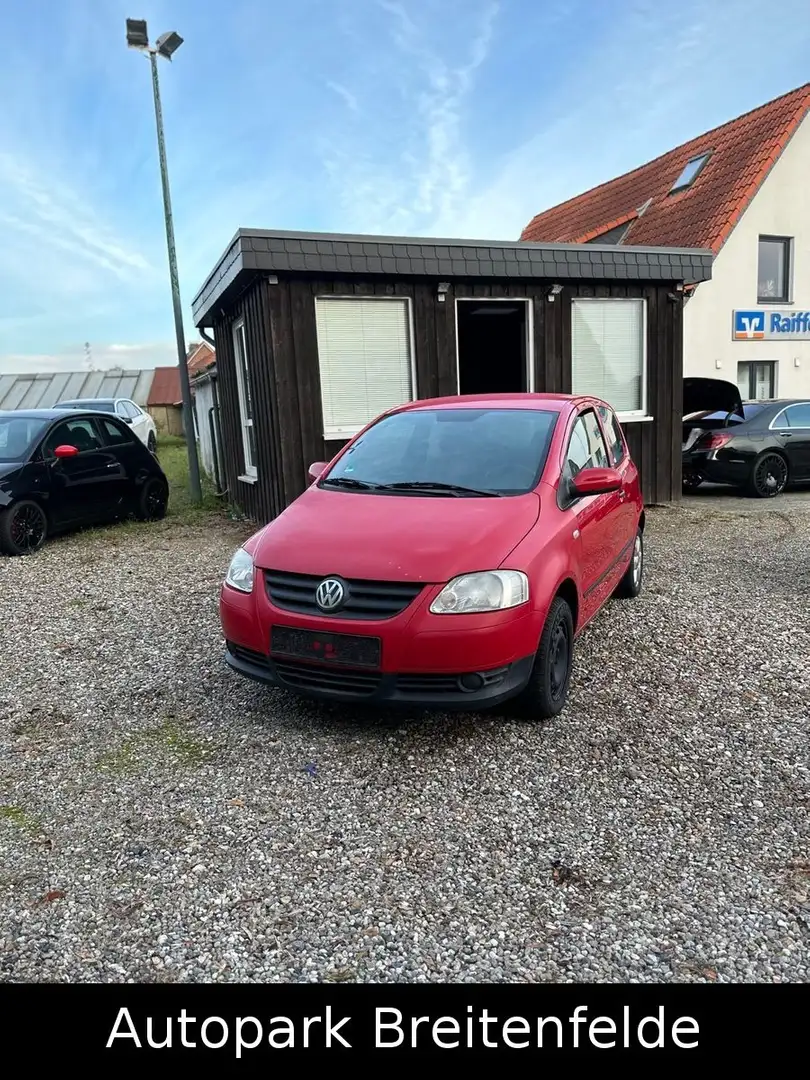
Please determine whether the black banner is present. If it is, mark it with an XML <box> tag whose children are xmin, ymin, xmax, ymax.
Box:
<box><xmin>1</xmin><ymin>983</ymin><xmax>806</xmax><ymax>1064</ymax></box>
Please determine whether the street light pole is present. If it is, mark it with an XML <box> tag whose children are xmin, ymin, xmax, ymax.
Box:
<box><xmin>127</xmin><ymin>19</ymin><xmax>201</xmax><ymax>503</ymax></box>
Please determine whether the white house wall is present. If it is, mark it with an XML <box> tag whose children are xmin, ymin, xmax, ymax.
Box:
<box><xmin>683</xmin><ymin>111</ymin><xmax>810</xmax><ymax>397</ymax></box>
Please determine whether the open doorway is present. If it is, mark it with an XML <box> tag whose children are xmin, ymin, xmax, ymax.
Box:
<box><xmin>456</xmin><ymin>299</ymin><xmax>532</xmax><ymax>395</ymax></box>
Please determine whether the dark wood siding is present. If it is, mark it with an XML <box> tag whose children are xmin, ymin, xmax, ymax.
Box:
<box><xmin>212</xmin><ymin>274</ymin><xmax>683</xmax><ymax>523</ymax></box>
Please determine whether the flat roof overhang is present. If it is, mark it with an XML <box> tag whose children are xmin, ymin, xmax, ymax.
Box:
<box><xmin>192</xmin><ymin>228</ymin><xmax>713</xmax><ymax>327</ymax></box>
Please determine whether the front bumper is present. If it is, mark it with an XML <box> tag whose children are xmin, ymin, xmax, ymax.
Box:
<box><xmin>225</xmin><ymin>641</ymin><xmax>535</xmax><ymax>710</ymax></box>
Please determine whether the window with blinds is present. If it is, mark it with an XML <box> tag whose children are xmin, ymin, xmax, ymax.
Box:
<box><xmin>314</xmin><ymin>297</ymin><xmax>414</xmax><ymax>438</ymax></box>
<box><xmin>571</xmin><ymin>299</ymin><xmax>646</xmax><ymax>416</ymax></box>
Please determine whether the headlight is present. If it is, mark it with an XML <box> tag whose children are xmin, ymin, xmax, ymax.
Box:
<box><xmin>429</xmin><ymin>570</ymin><xmax>529</xmax><ymax>614</ymax></box>
<box><xmin>225</xmin><ymin>547</ymin><xmax>255</xmax><ymax>593</ymax></box>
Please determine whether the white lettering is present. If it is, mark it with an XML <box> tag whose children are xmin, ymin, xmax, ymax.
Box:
<box><xmin>501</xmin><ymin>1017</ymin><xmax>530</xmax><ymax>1049</ymax></box>
<box><xmin>589</xmin><ymin>1016</ymin><xmax>617</xmax><ymax>1048</ymax></box>
<box><xmin>637</xmin><ymin>1006</ymin><xmax>665</xmax><ymax>1049</ymax></box>
<box><xmin>324</xmin><ymin>1007</ymin><xmax>352</xmax><ymax>1049</ymax></box>
<box><xmin>672</xmin><ymin>1016</ymin><xmax>700</xmax><ymax>1049</ymax></box>
<box><xmin>376</xmin><ymin>1008</ymin><xmax>404</xmax><ymax>1048</ymax></box>
<box><xmin>200</xmin><ymin>1016</ymin><xmax>228</xmax><ymax>1049</ymax></box>
<box><xmin>236</xmin><ymin>1017</ymin><xmax>263</xmax><ymax>1058</ymax></box>
<box><xmin>268</xmin><ymin>1017</ymin><xmax>295</xmax><ymax>1049</ymax></box>
<box><xmin>106</xmin><ymin>1007</ymin><xmax>142</xmax><ymax>1048</ymax></box>
<box><xmin>432</xmin><ymin>1016</ymin><xmax>460</xmax><ymax>1049</ymax></box>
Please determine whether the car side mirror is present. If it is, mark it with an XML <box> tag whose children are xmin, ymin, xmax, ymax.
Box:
<box><xmin>54</xmin><ymin>444</ymin><xmax>79</xmax><ymax>459</ymax></box>
<box><xmin>571</xmin><ymin>466</ymin><xmax>622</xmax><ymax>497</ymax></box>
<box><xmin>308</xmin><ymin>461</ymin><xmax>328</xmax><ymax>482</ymax></box>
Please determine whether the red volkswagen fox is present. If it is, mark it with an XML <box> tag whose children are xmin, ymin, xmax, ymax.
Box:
<box><xmin>220</xmin><ymin>394</ymin><xmax>644</xmax><ymax>719</ymax></box>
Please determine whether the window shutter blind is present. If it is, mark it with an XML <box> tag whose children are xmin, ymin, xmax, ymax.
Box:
<box><xmin>315</xmin><ymin>298</ymin><xmax>413</xmax><ymax>437</ymax></box>
<box><xmin>571</xmin><ymin>299</ymin><xmax>645</xmax><ymax>414</ymax></box>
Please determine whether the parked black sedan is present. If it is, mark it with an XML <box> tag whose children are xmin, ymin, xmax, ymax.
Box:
<box><xmin>0</xmin><ymin>409</ymin><xmax>169</xmax><ymax>555</ymax></box>
<box><xmin>683</xmin><ymin>395</ymin><xmax>810</xmax><ymax>498</ymax></box>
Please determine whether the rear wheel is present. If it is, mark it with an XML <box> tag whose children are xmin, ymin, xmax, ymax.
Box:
<box><xmin>614</xmin><ymin>529</ymin><xmax>644</xmax><ymax>599</ymax></box>
<box><xmin>508</xmin><ymin>596</ymin><xmax>574</xmax><ymax>721</ymax></box>
<box><xmin>682</xmin><ymin>470</ymin><xmax>703</xmax><ymax>492</ymax></box>
<box><xmin>747</xmin><ymin>452</ymin><xmax>788</xmax><ymax>498</ymax></box>
<box><xmin>0</xmin><ymin>500</ymin><xmax>48</xmax><ymax>556</ymax></box>
<box><xmin>135</xmin><ymin>478</ymin><xmax>169</xmax><ymax>521</ymax></box>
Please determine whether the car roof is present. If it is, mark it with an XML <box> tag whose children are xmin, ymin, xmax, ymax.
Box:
<box><xmin>395</xmin><ymin>393</ymin><xmax>586</xmax><ymax>414</ymax></box>
<box><xmin>56</xmin><ymin>397</ymin><xmax>117</xmax><ymax>404</ymax></box>
<box><xmin>0</xmin><ymin>408</ymin><xmax>103</xmax><ymax>420</ymax></box>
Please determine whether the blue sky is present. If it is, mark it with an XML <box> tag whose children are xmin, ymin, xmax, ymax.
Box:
<box><xmin>1</xmin><ymin>0</ymin><xmax>809</xmax><ymax>373</ymax></box>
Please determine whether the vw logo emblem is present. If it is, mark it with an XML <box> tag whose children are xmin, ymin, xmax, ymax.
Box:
<box><xmin>316</xmin><ymin>577</ymin><xmax>345</xmax><ymax>611</ymax></box>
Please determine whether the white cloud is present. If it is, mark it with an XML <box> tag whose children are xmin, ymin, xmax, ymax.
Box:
<box><xmin>326</xmin><ymin>80</ymin><xmax>360</xmax><ymax>113</ymax></box>
<box><xmin>0</xmin><ymin>341</ymin><xmax>175</xmax><ymax>374</ymax></box>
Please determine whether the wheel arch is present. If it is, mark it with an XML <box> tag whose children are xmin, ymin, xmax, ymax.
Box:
<box><xmin>553</xmin><ymin>577</ymin><xmax>580</xmax><ymax>633</ymax></box>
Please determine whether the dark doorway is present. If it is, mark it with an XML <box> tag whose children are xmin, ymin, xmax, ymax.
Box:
<box><xmin>456</xmin><ymin>300</ymin><xmax>529</xmax><ymax>395</ymax></box>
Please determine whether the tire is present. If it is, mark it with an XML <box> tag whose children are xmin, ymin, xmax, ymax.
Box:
<box><xmin>508</xmin><ymin>596</ymin><xmax>574</xmax><ymax>721</ymax></box>
<box><xmin>147</xmin><ymin>432</ymin><xmax>157</xmax><ymax>455</ymax></box>
<box><xmin>135</xmin><ymin>477</ymin><xmax>169</xmax><ymax>521</ymax></box>
<box><xmin>747</xmin><ymin>452</ymin><xmax>788</xmax><ymax>498</ymax></box>
<box><xmin>614</xmin><ymin>529</ymin><xmax>644</xmax><ymax>599</ymax></box>
<box><xmin>0</xmin><ymin>500</ymin><xmax>48</xmax><ymax>556</ymax></box>
<box><xmin>682</xmin><ymin>470</ymin><xmax>703</xmax><ymax>492</ymax></box>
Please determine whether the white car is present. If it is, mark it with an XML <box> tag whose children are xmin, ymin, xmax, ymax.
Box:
<box><xmin>55</xmin><ymin>398</ymin><xmax>158</xmax><ymax>453</ymax></box>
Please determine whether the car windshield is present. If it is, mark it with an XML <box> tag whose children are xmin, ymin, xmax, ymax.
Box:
<box><xmin>0</xmin><ymin>416</ymin><xmax>48</xmax><ymax>461</ymax></box>
<box><xmin>323</xmin><ymin>408</ymin><xmax>559</xmax><ymax>496</ymax></box>
<box><xmin>57</xmin><ymin>400</ymin><xmax>115</xmax><ymax>412</ymax></box>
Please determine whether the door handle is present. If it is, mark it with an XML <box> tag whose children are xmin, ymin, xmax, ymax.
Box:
<box><xmin>779</xmin><ymin>432</ymin><xmax>793</xmax><ymax>437</ymax></box>
<box><xmin>618</xmin><ymin>489</ymin><xmax>628</xmax><ymax>501</ymax></box>
<box><xmin>106</xmin><ymin>462</ymin><xmax>119</xmax><ymax>469</ymax></box>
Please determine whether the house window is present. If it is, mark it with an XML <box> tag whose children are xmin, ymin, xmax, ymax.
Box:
<box><xmin>669</xmin><ymin>152</ymin><xmax>711</xmax><ymax>193</ymax></box>
<box><xmin>314</xmin><ymin>297</ymin><xmax>414</xmax><ymax>439</ymax></box>
<box><xmin>232</xmin><ymin>318</ymin><xmax>257</xmax><ymax>478</ymax></box>
<box><xmin>571</xmin><ymin>299</ymin><xmax>646</xmax><ymax>417</ymax></box>
<box><xmin>737</xmin><ymin>360</ymin><xmax>776</xmax><ymax>400</ymax></box>
<box><xmin>757</xmin><ymin>236</ymin><xmax>791</xmax><ymax>303</ymax></box>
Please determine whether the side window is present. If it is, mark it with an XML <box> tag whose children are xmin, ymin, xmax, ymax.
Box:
<box><xmin>115</xmin><ymin>401</ymin><xmax>127</xmax><ymax>417</ymax></box>
<box><xmin>42</xmin><ymin>418</ymin><xmax>101</xmax><ymax>457</ymax></box>
<box><xmin>124</xmin><ymin>401</ymin><xmax>140</xmax><ymax>419</ymax></box>
<box><xmin>780</xmin><ymin>404</ymin><xmax>810</xmax><ymax>428</ymax></box>
<box><xmin>560</xmin><ymin>410</ymin><xmax>610</xmax><ymax>505</ymax></box>
<box><xmin>598</xmin><ymin>405</ymin><xmax>626</xmax><ymax>465</ymax></box>
<box><xmin>100</xmin><ymin>418</ymin><xmax>133</xmax><ymax>446</ymax></box>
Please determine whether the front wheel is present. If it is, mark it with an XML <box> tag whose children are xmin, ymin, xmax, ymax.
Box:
<box><xmin>614</xmin><ymin>529</ymin><xmax>644</xmax><ymax>599</ymax></box>
<box><xmin>747</xmin><ymin>452</ymin><xmax>788</xmax><ymax>498</ymax></box>
<box><xmin>0</xmin><ymin>500</ymin><xmax>48</xmax><ymax>556</ymax></box>
<box><xmin>508</xmin><ymin>596</ymin><xmax>574</xmax><ymax>721</ymax></box>
<box><xmin>135</xmin><ymin>478</ymin><xmax>169</xmax><ymax>521</ymax></box>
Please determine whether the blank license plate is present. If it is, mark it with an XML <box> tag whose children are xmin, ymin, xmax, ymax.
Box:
<box><xmin>270</xmin><ymin>626</ymin><xmax>381</xmax><ymax>668</ymax></box>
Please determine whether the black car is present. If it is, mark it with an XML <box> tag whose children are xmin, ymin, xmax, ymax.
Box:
<box><xmin>682</xmin><ymin>381</ymin><xmax>810</xmax><ymax>498</ymax></box>
<box><xmin>0</xmin><ymin>409</ymin><xmax>169</xmax><ymax>555</ymax></box>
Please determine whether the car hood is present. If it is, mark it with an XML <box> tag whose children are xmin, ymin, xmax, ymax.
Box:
<box><xmin>683</xmin><ymin>377</ymin><xmax>744</xmax><ymax>420</ymax></box>
<box><xmin>0</xmin><ymin>460</ymin><xmax>23</xmax><ymax>480</ymax></box>
<box><xmin>252</xmin><ymin>486</ymin><xmax>541</xmax><ymax>582</ymax></box>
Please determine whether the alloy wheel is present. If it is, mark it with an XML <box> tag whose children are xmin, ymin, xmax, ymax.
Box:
<box><xmin>753</xmin><ymin>454</ymin><xmax>787</xmax><ymax>497</ymax></box>
<box><xmin>632</xmin><ymin>533</ymin><xmax>643</xmax><ymax>588</ymax></box>
<box><xmin>9</xmin><ymin>504</ymin><xmax>46</xmax><ymax>553</ymax></box>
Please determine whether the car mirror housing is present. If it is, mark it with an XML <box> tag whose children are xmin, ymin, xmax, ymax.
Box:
<box><xmin>308</xmin><ymin>461</ymin><xmax>328</xmax><ymax>482</ymax></box>
<box><xmin>571</xmin><ymin>466</ymin><xmax>622</xmax><ymax>497</ymax></box>
<box><xmin>54</xmin><ymin>444</ymin><xmax>79</xmax><ymax>459</ymax></box>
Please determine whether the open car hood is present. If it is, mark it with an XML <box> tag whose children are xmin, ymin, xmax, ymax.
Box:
<box><xmin>683</xmin><ymin>377</ymin><xmax>744</xmax><ymax>420</ymax></box>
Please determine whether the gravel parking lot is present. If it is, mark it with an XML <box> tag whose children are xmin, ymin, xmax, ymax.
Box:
<box><xmin>1</xmin><ymin>505</ymin><xmax>808</xmax><ymax>983</ymax></box>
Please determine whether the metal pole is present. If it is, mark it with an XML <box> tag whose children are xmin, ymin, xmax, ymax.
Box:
<box><xmin>148</xmin><ymin>49</ymin><xmax>202</xmax><ymax>502</ymax></box>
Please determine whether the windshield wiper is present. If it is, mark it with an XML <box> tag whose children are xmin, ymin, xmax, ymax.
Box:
<box><xmin>319</xmin><ymin>475</ymin><xmax>377</xmax><ymax>490</ymax></box>
<box><xmin>376</xmin><ymin>481</ymin><xmax>502</xmax><ymax>497</ymax></box>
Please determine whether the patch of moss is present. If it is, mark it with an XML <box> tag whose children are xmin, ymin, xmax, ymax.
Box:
<box><xmin>97</xmin><ymin>719</ymin><xmax>212</xmax><ymax>774</ymax></box>
<box><xmin>0</xmin><ymin>805</ymin><xmax>40</xmax><ymax>831</ymax></box>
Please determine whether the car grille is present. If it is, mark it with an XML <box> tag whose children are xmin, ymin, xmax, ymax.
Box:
<box><xmin>273</xmin><ymin>660</ymin><xmax>382</xmax><ymax>696</ymax></box>
<box><xmin>396</xmin><ymin>667</ymin><xmax>509</xmax><ymax>696</ymax></box>
<box><xmin>264</xmin><ymin>570</ymin><xmax>423</xmax><ymax>620</ymax></box>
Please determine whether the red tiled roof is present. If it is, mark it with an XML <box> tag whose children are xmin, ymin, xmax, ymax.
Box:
<box><xmin>147</xmin><ymin>366</ymin><xmax>182</xmax><ymax>407</ymax></box>
<box><xmin>187</xmin><ymin>340</ymin><xmax>215</xmax><ymax>376</ymax></box>
<box><xmin>520</xmin><ymin>84</ymin><xmax>810</xmax><ymax>254</ymax></box>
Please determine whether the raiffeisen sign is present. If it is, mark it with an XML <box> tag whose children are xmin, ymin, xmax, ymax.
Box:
<box><xmin>733</xmin><ymin>309</ymin><xmax>810</xmax><ymax>341</ymax></box>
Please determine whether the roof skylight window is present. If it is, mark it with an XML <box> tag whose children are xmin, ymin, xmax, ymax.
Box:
<box><xmin>669</xmin><ymin>152</ymin><xmax>711</xmax><ymax>193</ymax></box>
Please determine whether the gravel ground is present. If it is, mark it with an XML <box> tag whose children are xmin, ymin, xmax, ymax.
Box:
<box><xmin>0</xmin><ymin>506</ymin><xmax>808</xmax><ymax>984</ymax></box>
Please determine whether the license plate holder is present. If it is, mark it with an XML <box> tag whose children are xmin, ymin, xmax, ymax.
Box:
<box><xmin>270</xmin><ymin>626</ymin><xmax>381</xmax><ymax>669</ymax></box>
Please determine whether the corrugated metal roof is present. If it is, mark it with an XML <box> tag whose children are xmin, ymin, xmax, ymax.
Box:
<box><xmin>0</xmin><ymin>369</ymin><xmax>155</xmax><ymax>411</ymax></box>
